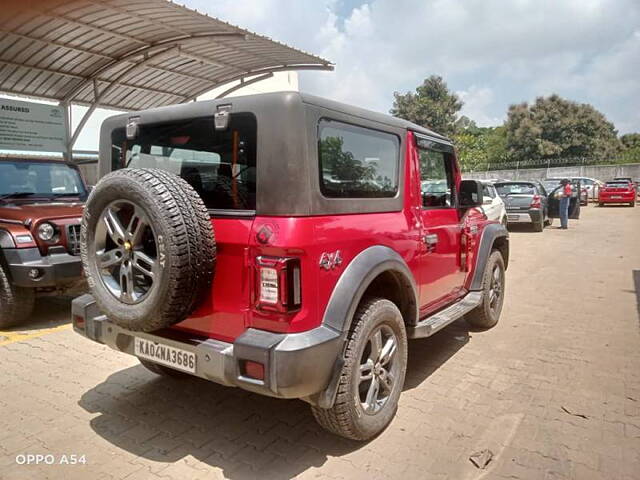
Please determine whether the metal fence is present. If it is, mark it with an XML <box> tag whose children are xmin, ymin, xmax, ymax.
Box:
<box><xmin>462</xmin><ymin>155</ymin><xmax>640</xmax><ymax>173</ymax></box>
<box><xmin>463</xmin><ymin>162</ymin><xmax>640</xmax><ymax>183</ymax></box>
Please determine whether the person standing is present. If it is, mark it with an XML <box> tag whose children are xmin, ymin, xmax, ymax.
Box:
<box><xmin>559</xmin><ymin>178</ymin><xmax>572</xmax><ymax>229</ymax></box>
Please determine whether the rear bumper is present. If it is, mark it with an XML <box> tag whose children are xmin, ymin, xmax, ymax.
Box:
<box><xmin>599</xmin><ymin>194</ymin><xmax>635</xmax><ymax>203</ymax></box>
<box><xmin>505</xmin><ymin>209</ymin><xmax>542</xmax><ymax>224</ymax></box>
<box><xmin>3</xmin><ymin>247</ymin><xmax>83</xmax><ymax>288</ymax></box>
<box><xmin>71</xmin><ymin>294</ymin><xmax>343</xmax><ymax>402</ymax></box>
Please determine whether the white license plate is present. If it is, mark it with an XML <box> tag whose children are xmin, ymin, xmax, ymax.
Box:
<box><xmin>134</xmin><ymin>337</ymin><xmax>196</xmax><ymax>373</ymax></box>
<box><xmin>507</xmin><ymin>215</ymin><xmax>521</xmax><ymax>222</ymax></box>
<box><xmin>611</xmin><ymin>196</ymin><xmax>622</xmax><ymax>199</ymax></box>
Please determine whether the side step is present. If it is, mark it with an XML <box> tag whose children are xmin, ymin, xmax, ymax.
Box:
<box><xmin>407</xmin><ymin>291</ymin><xmax>483</xmax><ymax>339</ymax></box>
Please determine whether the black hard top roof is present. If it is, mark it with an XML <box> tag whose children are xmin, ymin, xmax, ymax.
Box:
<box><xmin>298</xmin><ymin>92</ymin><xmax>450</xmax><ymax>142</ymax></box>
<box><xmin>104</xmin><ymin>91</ymin><xmax>450</xmax><ymax>143</ymax></box>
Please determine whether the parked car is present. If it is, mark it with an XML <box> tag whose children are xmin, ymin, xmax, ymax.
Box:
<box><xmin>570</xmin><ymin>176</ymin><xmax>603</xmax><ymax>203</ymax></box>
<box><xmin>598</xmin><ymin>180</ymin><xmax>636</xmax><ymax>207</ymax></box>
<box><xmin>0</xmin><ymin>157</ymin><xmax>88</xmax><ymax>327</ymax></box>
<box><xmin>545</xmin><ymin>177</ymin><xmax>588</xmax><ymax>205</ymax></box>
<box><xmin>494</xmin><ymin>180</ymin><xmax>552</xmax><ymax>231</ymax></box>
<box><xmin>73</xmin><ymin>92</ymin><xmax>510</xmax><ymax>441</ymax></box>
<box><xmin>479</xmin><ymin>180</ymin><xmax>507</xmax><ymax>225</ymax></box>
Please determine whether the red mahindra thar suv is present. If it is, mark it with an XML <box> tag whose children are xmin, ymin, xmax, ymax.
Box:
<box><xmin>73</xmin><ymin>92</ymin><xmax>509</xmax><ymax>440</ymax></box>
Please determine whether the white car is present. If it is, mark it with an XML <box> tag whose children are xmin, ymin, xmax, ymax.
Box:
<box><xmin>570</xmin><ymin>176</ymin><xmax>603</xmax><ymax>201</ymax></box>
<box><xmin>479</xmin><ymin>181</ymin><xmax>507</xmax><ymax>225</ymax></box>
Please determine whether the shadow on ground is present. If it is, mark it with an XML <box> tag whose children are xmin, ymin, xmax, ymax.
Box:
<box><xmin>78</xmin><ymin>320</ymin><xmax>471</xmax><ymax>479</ymax></box>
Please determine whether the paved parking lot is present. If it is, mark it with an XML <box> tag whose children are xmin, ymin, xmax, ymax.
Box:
<box><xmin>1</xmin><ymin>205</ymin><xmax>639</xmax><ymax>480</ymax></box>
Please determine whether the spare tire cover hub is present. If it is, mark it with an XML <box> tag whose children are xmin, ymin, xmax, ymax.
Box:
<box><xmin>94</xmin><ymin>199</ymin><xmax>159</xmax><ymax>305</ymax></box>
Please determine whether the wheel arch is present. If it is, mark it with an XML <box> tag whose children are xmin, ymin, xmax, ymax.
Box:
<box><xmin>470</xmin><ymin>223</ymin><xmax>509</xmax><ymax>291</ymax></box>
<box><xmin>310</xmin><ymin>245</ymin><xmax>417</xmax><ymax>409</ymax></box>
<box><xmin>321</xmin><ymin>245</ymin><xmax>419</xmax><ymax>334</ymax></box>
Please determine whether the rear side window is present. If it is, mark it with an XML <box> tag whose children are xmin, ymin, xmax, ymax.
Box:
<box><xmin>318</xmin><ymin>119</ymin><xmax>399</xmax><ymax>198</ymax></box>
<box><xmin>111</xmin><ymin>113</ymin><xmax>257</xmax><ymax>211</ymax></box>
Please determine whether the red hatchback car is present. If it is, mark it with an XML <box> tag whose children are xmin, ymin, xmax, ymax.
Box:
<box><xmin>73</xmin><ymin>92</ymin><xmax>509</xmax><ymax>440</ymax></box>
<box><xmin>598</xmin><ymin>180</ymin><xmax>636</xmax><ymax>207</ymax></box>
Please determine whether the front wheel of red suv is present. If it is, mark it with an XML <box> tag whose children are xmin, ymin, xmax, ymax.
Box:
<box><xmin>311</xmin><ymin>298</ymin><xmax>408</xmax><ymax>441</ymax></box>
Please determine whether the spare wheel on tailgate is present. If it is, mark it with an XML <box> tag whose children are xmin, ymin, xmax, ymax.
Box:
<box><xmin>81</xmin><ymin>168</ymin><xmax>216</xmax><ymax>332</ymax></box>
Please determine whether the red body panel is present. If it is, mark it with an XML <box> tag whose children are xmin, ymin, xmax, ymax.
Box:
<box><xmin>598</xmin><ymin>184</ymin><xmax>636</xmax><ymax>204</ymax></box>
<box><xmin>170</xmin><ymin>131</ymin><xmax>487</xmax><ymax>342</ymax></box>
<box><xmin>0</xmin><ymin>201</ymin><xmax>84</xmax><ymax>253</ymax></box>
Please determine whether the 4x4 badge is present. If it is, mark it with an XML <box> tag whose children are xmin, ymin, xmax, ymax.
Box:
<box><xmin>319</xmin><ymin>250</ymin><xmax>342</xmax><ymax>270</ymax></box>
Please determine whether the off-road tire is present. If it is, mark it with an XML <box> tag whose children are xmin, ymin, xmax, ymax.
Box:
<box><xmin>81</xmin><ymin>168</ymin><xmax>216</xmax><ymax>332</ymax></box>
<box><xmin>311</xmin><ymin>298</ymin><xmax>408</xmax><ymax>441</ymax></box>
<box><xmin>466</xmin><ymin>250</ymin><xmax>505</xmax><ymax>329</ymax></box>
<box><xmin>0</xmin><ymin>265</ymin><xmax>35</xmax><ymax>328</ymax></box>
<box><xmin>139</xmin><ymin>359</ymin><xmax>188</xmax><ymax>378</ymax></box>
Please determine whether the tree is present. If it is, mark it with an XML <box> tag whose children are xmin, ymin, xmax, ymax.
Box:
<box><xmin>621</xmin><ymin>133</ymin><xmax>640</xmax><ymax>150</ymax></box>
<box><xmin>390</xmin><ymin>75</ymin><xmax>462</xmax><ymax>136</ymax></box>
<box><xmin>620</xmin><ymin>133</ymin><xmax>640</xmax><ymax>163</ymax></box>
<box><xmin>453</xmin><ymin>125</ymin><xmax>507</xmax><ymax>172</ymax></box>
<box><xmin>504</xmin><ymin>94</ymin><xmax>621</xmax><ymax>162</ymax></box>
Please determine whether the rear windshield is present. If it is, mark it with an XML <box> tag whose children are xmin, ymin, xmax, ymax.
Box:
<box><xmin>605</xmin><ymin>181</ymin><xmax>631</xmax><ymax>187</ymax></box>
<box><xmin>111</xmin><ymin>113</ymin><xmax>257</xmax><ymax>211</ymax></box>
<box><xmin>494</xmin><ymin>183</ymin><xmax>537</xmax><ymax>195</ymax></box>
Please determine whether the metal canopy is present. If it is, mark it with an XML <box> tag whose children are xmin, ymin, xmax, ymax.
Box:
<box><xmin>0</xmin><ymin>0</ymin><xmax>332</xmax><ymax>111</ymax></box>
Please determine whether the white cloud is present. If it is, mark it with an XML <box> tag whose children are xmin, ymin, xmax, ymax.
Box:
<box><xmin>457</xmin><ymin>86</ymin><xmax>503</xmax><ymax>127</ymax></box>
<box><xmin>192</xmin><ymin>0</ymin><xmax>640</xmax><ymax>134</ymax></box>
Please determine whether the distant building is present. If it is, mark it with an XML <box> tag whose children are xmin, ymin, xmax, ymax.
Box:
<box><xmin>198</xmin><ymin>72</ymin><xmax>299</xmax><ymax>100</ymax></box>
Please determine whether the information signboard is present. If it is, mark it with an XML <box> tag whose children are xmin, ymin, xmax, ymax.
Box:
<box><xmin>0</xmin><ymin>98</ymin><xmax>66</xmax><ymax>152</ymax></box>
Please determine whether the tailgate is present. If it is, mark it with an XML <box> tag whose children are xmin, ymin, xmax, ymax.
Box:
<box><xmin>502</xmin><ymin>194</ymin><xmax>532</xmax><ymax>210</ymax></box>
<box><xmin>171</xmin><ymin>217</ymin><xmax>255</xmax><ymax>342</ymax></box>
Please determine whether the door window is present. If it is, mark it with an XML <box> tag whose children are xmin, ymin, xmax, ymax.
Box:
<box><xmin>418</xmin><ymin>148</ymin><xmax>454</xmax><ymax>208</ymax></box>
<box><xmin>482</xmin><ymin>184</ymin><xmax>496</xmax><ymax>199</ymax></box>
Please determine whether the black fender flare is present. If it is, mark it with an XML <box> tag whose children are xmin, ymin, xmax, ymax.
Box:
<box><xmin>308</xmin><ymin>245</ymin><xmax>418</xmax><ymax>409</ymax></box>
<box><xmin>0</xmin><ymin>229</ymin><xmax>16</xmax><ymax>275</ymax></box>
<box><xmin>469</xmin><ymin>223</ymin><xmax>509</xmax><ymax>291</ymax></box>
<box><xmin>0</xmin><ymin>229</ymin><xmax>16</xmax><ymax>249</ymax></box>
<box><xmin>321</xmin><ymin>245</ymin><xmax>419</xmax><ymax>333</ymax></box>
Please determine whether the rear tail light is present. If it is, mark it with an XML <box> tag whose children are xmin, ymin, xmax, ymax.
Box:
<box><xmin>530</xmin><ymin>195</ymin><xmax>541</xmax><ymax>209</ymax></box>
<box><xmin>255</xmin><ymin>256</ymin><xmax>301</xmax><ymax>312</ymax></box>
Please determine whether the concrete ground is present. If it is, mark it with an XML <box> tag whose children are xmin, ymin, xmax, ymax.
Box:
<box><xmin>1</xmin><ymin>205</ymin><xmax>639</xmax><ymax>480</ymax></box>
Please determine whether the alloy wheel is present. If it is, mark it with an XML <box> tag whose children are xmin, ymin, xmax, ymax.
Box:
<box><xmin>357</xmin><ymin>325</ymin><xmax>399</xmax><ymax>415</ymax></box>
<box><xmin>488</xmin><ymin>264</ymin><xmax>503</xmax><ymax>312</ymax></box>
<box><xmin>93</xmin><ymin>200</ymin><xmax>160</xmax><ymax>304</ymax></box>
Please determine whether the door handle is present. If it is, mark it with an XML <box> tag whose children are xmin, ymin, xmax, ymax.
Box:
<box><xmin>423</xmin><ymin>233</ymin><xmax>438</xmax><ymax>252</ymax></box>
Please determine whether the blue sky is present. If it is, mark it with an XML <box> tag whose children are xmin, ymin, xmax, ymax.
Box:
<box><xmin>64</xmin><ymin>0</ymin><xmax>640</xmax><ymax>150</ymax></box>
